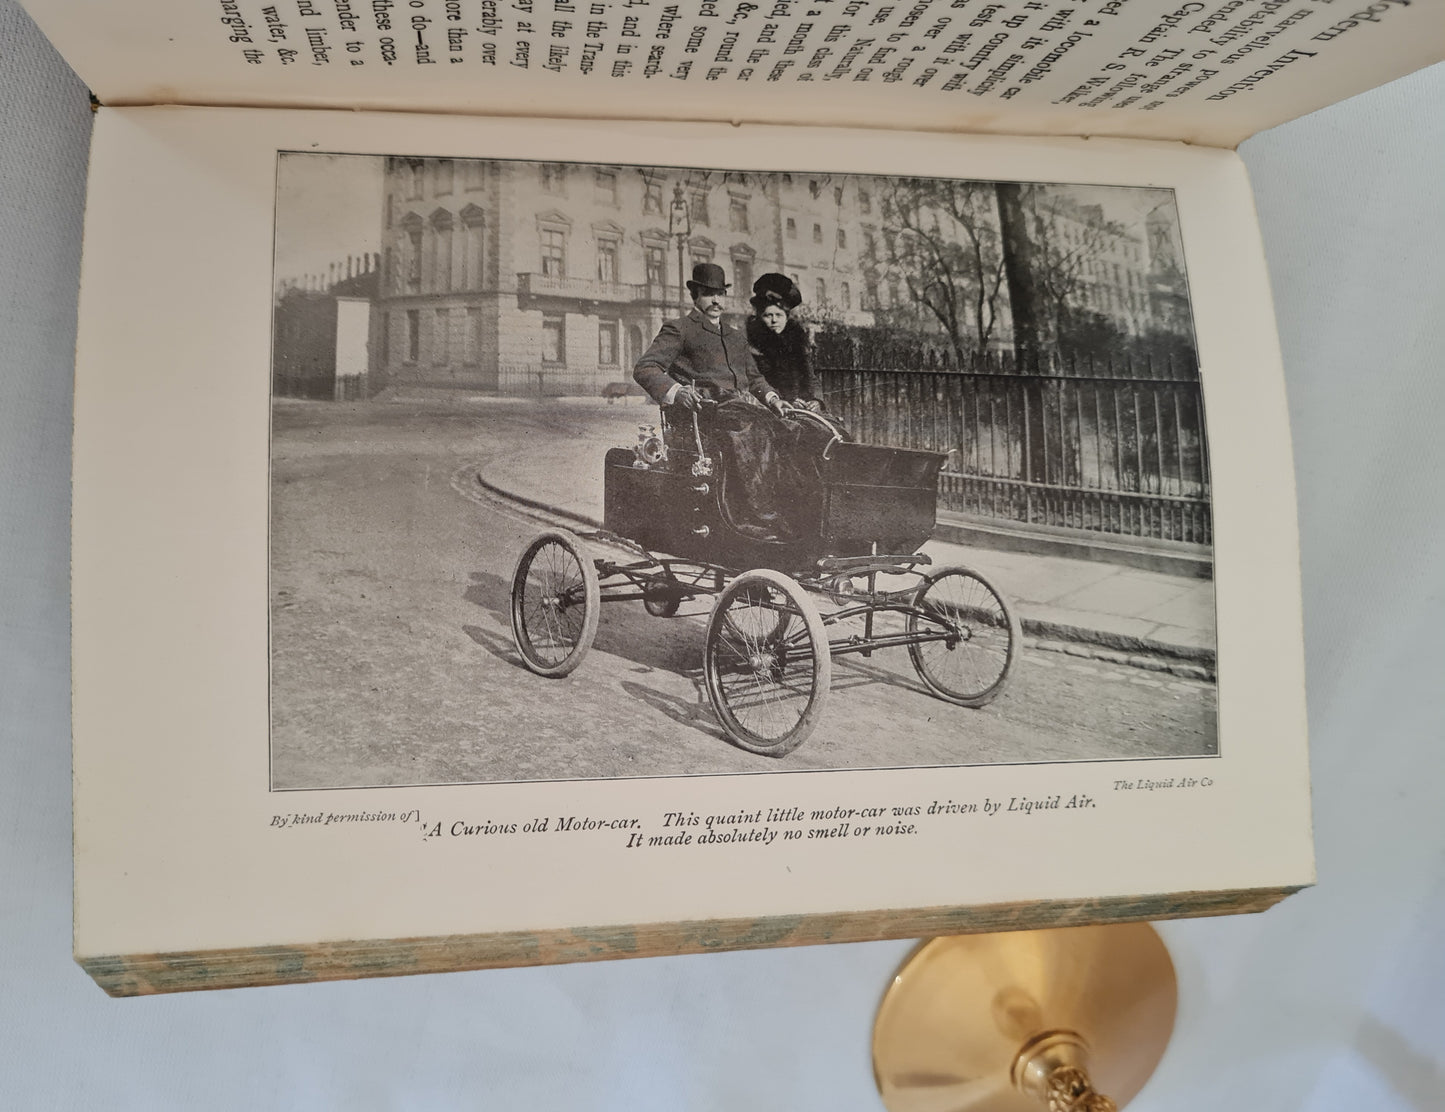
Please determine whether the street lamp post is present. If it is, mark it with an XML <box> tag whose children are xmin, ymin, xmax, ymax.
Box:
<box><xmin>667</xmin><ymin>182</ymin><xmax>692</xmax><ymax>307</ymax></box>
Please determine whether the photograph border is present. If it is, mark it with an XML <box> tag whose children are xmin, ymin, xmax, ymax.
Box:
<box><xmin>266</xmin><ymin>146</ymin><xmax>1222</xmax><ymax>793</ymax></box>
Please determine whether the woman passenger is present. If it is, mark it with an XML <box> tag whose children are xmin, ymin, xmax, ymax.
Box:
<box><xmin>746</xmin><ymin>273</ymin><xmax>822</xmax><ymax>412</ymax></box>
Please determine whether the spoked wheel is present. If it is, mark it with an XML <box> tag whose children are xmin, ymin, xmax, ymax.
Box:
<box><xmin>509</xmin><ymin>529</ymin><xmax>601</xmax><ymax>677</ymax></box>
<box><xmin>704</xmin><ymin>570</ymin><xmax>831</xmax><ymax>756</ymax></box>
<box><xmin>907</xmin><ymin>567</ymin><xmax>1021</xmax><ymax>707</ymax></box>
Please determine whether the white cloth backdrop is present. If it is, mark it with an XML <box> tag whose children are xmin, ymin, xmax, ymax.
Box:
<box><xmin>1</xmin><ymin>1</ymin><xmax>1440</xmax><ymax>1104</ymax></box>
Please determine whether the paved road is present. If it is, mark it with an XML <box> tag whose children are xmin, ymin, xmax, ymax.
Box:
<box><xmin>269</xmin><ymin>399</ymin><xmax>1216</xmax><ymax>790</ymax></box>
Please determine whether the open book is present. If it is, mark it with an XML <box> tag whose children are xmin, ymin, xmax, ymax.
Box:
<box><xmin>27</xmin><ymin>0</ymin><xmax>1438</xmax><ymax>996</ymax></box>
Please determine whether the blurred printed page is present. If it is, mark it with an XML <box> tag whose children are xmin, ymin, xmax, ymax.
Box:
<box><xmin>20</xmin><ymin>0</ymin><xmax>1444</xmax><ymax>147</ymax></box>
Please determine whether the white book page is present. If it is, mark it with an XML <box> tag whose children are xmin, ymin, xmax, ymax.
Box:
<box><xmin>71</xmin><ymin>106</ymin><xmax>1312</xmax><ymax>961</ymax></box>
<box><xmin>23</xmin><ymin>0</ymin><xmax>1443</xmax><ymax>148</ymax></box>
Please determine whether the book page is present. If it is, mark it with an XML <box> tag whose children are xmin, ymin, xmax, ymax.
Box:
<box><xmin>71</xmin><ymin>106</ymin><xmax>1313</xmax><ymax>965</ymax></box>
<box><xmin>22</xmin><ymin>0</ymin><xmax>1443</xmax><ymax>148</ymax></box>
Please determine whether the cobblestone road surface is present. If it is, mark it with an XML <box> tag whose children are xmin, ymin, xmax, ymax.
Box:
<box><xmin>269</xmin><ymin>399</ymin><xmax>1217</xmax><ymax>789</ymax></box>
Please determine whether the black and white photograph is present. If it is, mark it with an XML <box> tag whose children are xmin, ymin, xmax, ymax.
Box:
<box><xmin>270</xmin><ymin>152</ymin><xmax>1216</xmax><ymax>790</ymax></box>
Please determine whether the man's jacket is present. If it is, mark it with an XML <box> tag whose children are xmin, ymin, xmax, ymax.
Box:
<box><xmin>633</xmin><ymin>309</ymin><xmax>772</xmax><ymax>404</ymax></box>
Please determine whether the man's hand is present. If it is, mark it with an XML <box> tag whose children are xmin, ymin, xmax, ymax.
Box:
<box><xmin>672</xmin><ymin>385</ymin><xmax>704</xmax><ymax>412</ymax></box>
<box><xmin>800</xmin><ymin>398</ymin><xmax>823</xmax><ymax>414</ymax></box>
<box><xmin>766</xmin><ymin>393</ymin><xmax>789</xmax><ymax>417</ymax></box>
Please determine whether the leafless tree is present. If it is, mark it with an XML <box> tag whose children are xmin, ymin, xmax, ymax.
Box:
<box><xmin>876</xmin><ymin>178</ymin><xmax>1009</xmax><ymax>365</ymax></box>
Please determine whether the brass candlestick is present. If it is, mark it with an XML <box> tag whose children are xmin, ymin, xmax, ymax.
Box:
<box><xmin>872</xmin><ymin>923</ymin><xmax>1177</xmax><ymax>1112</ymax></box>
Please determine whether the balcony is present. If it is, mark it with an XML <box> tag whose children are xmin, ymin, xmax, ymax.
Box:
<box><xmin>516</xmin><ymin>272</ymin><xmax>680</xmax><ymax>309</ymax></box>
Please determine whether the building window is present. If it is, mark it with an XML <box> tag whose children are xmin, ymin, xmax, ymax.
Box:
<box><xmin>465</xmin><ymin>307</ymin><xmax>483</xmax><ymax>364</ymax></box>
<box><xmin>595</xmin><ymin>169</ymin><xmax>618</xmax><ymax>205</ymax></box>
<box><xmin>597</xmin><ymin>239</ymin><xmax>619</xmax><ymax>283</ymax></box>
<box><xmin>407</xmin><ymin>163</ymin><xmax>423</xmax><ymax>201</ymax></box>
<box><xmin>837</xmin><ymin>227</ymin><xmax>847</xmax><ymax>248</ymax></box>
<box><xmin>732</xmin><ymin>256</ymin><xmax>753</xmax><ymax>294</ymax></box>
<box><xmin>889</xmin><ymin>280</ymin><xmax>901</xmax><ymax>307</ymax></box>
<box><xmin>690</xmin><ymin>235</ymin><xmax>716</xmax><ymax>270</ymax></box>
<box><xmin>406</xmin><ymin>309</ymin><xmax>420</xmax><ymax>362</ymax></box>
<box><xmin>864</xmin><ymin>280</ymin><xmax>878</xmax><ymax>310</ymax></box>
<box><xmin>540</xmin><ymin>163</ymin><xmax>566</xmax><ymax>193</ymax></box>
<box><xmin>644</xmin><ymin>243</ymin><xmax>666</xmax><ymax>287</ymax></box>
<box><xmin>859</xmin><ymin>189</ymin><xmax>872</xmax><ymax>214</ymax></box>
<box><xmin>728</xmin><ymin>195</ymin><xmax>749</xmax><ymax>233</ymax></box>
<box><xmin>781</xmin><ymin>173</ymin><xmax>793</xmax><ymax>186</ymax></box>
<box><xmin>812</xmin><ymin>223</ymin><xmax>823</xmax><ymax>244</ymax></box>
<box><xmin>460</xmin><ymin>209</ymin><xmax>485</xmax><ymax>290</ymax></box>
<box><xmin>406</xmin><ymin>225</ymin><xmax>423</xmax><ymax>292</ymax></box>
<box><xmin>816</xmin><ymin>278</ymin><xmax>826</xmax><ymax>306</ymax></box>
<box><xmin>445</xmin><ymin>226</ymin><xmax>460</xmax><ymax>291</ymax></box>
<box><xmin>431</xmin><ymin>211</ymin><xmax>454</xmax><ymax>292</ymax></box>
<box><xmin>834</xmin><ymin>185</ymin><xmax>844</xmax><ymax>205</ymax></box>
<box><xmin>462</xmin><ymin>159</ymin><xmax>485</xmax><ymax>190</ymax></box>
<box><xmin>540</xmin><ymin>228</ymin><xmax>566</xmax><ymax>278</ymax></box>
<box><xmin>435</xmin><ymin>160</ymin><xmax>454</xmax><ymax>196</ymax></box>
<box><xmin>809</xmin><ymin>178</ymin><xmax>821</xmax><ymax>198</ymax></box>
<box><xmin>841</xmin><ymin>281</ymin><xmax>851</xmax><ymax>310</ymax></box>
<box><xmin>541</xmin><ymin>315</ymin><xmax>566</xmax><ymax>364</ymax></box>
<box><xmin>461</xmin><ymin>224</ymin><xmax>480</xmax><ymax>290</ymax></box>
<box><xmin>689</xmin><ymin>188</ymin><xmax>709</xmax><ymax>227</ymax></box>
<box><xmin>865</xmin><ymin>230</ymin><xmax>877</xmax><ymax>256</ymax></box>
<box><xmin>786</xmin><ymin>217</ymin><xmax>797</xmax><ymax>239</ymax></box>
<box><xmin>598</xmin><ymin>320</ymin><xmax>619</xmax><ymax>366</ymax></box>
<box><xmin>643</xmin><ymin>178</ymin><xmax>664</xmax><ymax>215</ymax></box>
<box><xmin>433</xmin><ymin>308</ymin><xmax>450</xmax><ymax>366</ymax></box>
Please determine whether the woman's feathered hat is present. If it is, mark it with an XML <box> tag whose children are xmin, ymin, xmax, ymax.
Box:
<box><xmin>750</xmin><ymin>272</ymin><xmax>803</xmax><ymax>313</ymax></box>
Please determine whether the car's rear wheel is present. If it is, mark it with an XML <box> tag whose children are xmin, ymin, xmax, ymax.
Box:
<box><xmin>907</xmin><ymin>567</ymin><xmax>1020</xmax><ymax>706</ymax></box>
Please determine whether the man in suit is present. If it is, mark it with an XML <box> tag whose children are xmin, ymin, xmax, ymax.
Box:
<box><xmin>633</xmin><ymin>262</ymin><xmax>786</xmax><ymax>414</ymax></box>
<box><xmin>633</xmin><ymin>262</ymin><xmax>812</xmax><ymax>540</ymax></box>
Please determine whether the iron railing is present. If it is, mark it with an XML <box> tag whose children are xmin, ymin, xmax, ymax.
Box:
<box><xmin>817</xmin><ymin>366</ymin><xmax>1211</xmax><ymax>545</ymax></box>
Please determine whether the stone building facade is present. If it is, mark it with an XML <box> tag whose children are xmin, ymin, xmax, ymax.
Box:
<box><xmin>371</xmin><ymin>158</ymin><xmax>1178</xmax><ymax>395</ymax></box>
<box><xmin>1145</xmin><ymin>201</ymin><xmax>1193</xmax><ymax>337</ymax></box>
<box><xmin>1034</xmin><ymin>195</ymin><xmax>1152</xmax><ymax>340</ymax></box>
<box><xmin>373</xmin><ymin>157</ymin><xmax>879</xmax><ymax>396</ymax></box>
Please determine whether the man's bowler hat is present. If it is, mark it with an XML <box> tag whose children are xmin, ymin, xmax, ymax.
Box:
<box><xmin>686</xmin><ymin>262</ymin><xmax>730</xmax><ymax>296</ymax></box>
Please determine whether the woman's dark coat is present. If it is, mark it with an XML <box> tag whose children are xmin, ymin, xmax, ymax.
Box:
<box><xmin>746</xmin><ymin>316</ymin><xmax>816</xmax><ymax>402</ymax></box>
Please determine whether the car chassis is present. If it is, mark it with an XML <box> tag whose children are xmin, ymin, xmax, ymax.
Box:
<box><xmin>509</xmin><ymin>405</ymin><xmax>1021</xmax><ymax>755</ymax></box>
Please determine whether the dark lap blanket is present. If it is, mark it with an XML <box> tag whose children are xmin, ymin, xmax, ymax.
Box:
<box><xmin>710</xmin><ymin>398</ymin><xmax>840</xmax><ymax>542</ymax></box>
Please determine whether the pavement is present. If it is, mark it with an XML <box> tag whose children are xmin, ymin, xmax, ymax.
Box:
<box><xmin>464</xmin><ymin>396</ymin><xmax>1218</xmax><ymax>679</ymax></box>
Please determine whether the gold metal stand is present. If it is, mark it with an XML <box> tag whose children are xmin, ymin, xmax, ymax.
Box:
<box><xmin>872</xmin><ymin>924</ymin><xmax>1177</xmax><ymax>1112</ymax></box>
